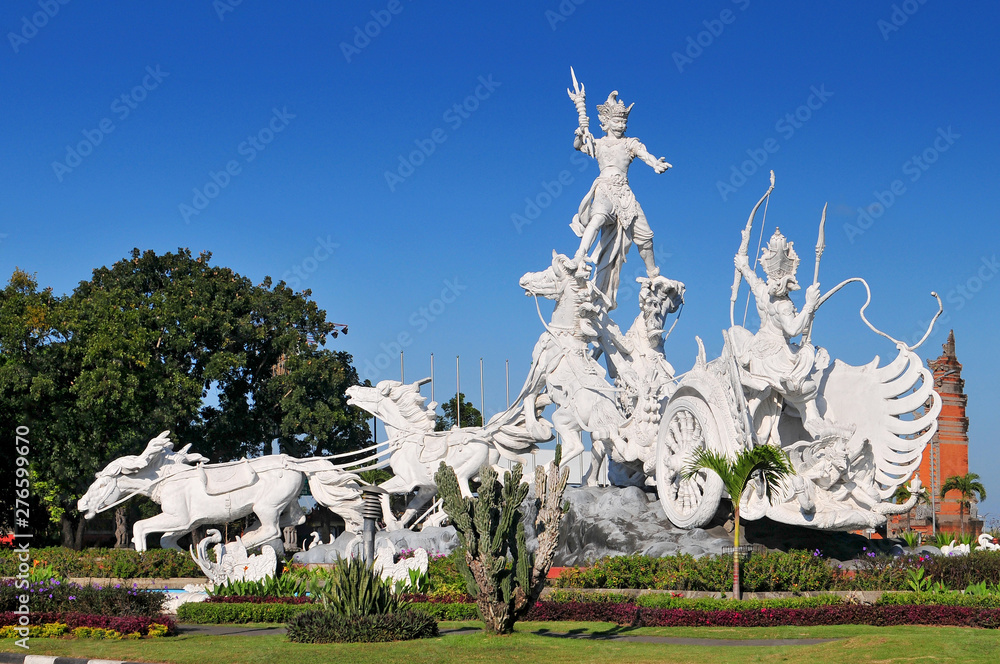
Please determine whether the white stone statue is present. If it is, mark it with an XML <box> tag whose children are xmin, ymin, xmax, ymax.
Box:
<box><xmin>516</xmin><ymin>253</ymin><xmax>626</xmax><ymax>483</ymax></box>
<box><xmin>78</xmin><ymin>431</ymin><xmax>365</xmax><ymax>551</ymax></box>
<box><xmin>978</xmin><ymin>533</ymin><xmax>1000</xmax><ymax>552</ymax></box>
<box><xmin>345</xmin><ymin>378</ymin><xmax>550</xmax><ymax>529</ymax></box>
<box><xmin>189</xmin><ymin>529</ymin><xmax>277</xmax><ymax>587</ymax></box>
<box><xmin>566</xmin><ymin>70</ymin><xmax>671</xmax><ymax>309</ymax></box>
<box><xmin>940</xmin><ymin>539</ymin><xmax>971</xmax><ymax>556</ymax></box>
<box><xmin>373</xmin><ymin>540</ymin><xmax>429</xmax><ymax>590</ymax></box>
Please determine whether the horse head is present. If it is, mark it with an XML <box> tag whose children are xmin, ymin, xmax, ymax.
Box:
<box><xmin>77</xmin><ymin>431</ymin><xmax>174</xmax><ymax>519</ymax></box>
<box><xmin>347</xmin><ymin>379</ymin><xmax>437</xmax><ymax>436</ymax></box>
<box><xmin>520</xmin><ymin>251</ymin><xmax>575</xmax><ymax>300</ymax></box>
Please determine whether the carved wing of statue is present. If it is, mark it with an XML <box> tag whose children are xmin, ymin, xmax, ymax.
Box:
<box><xmin>818</xmin><ymin>345</ymin><xmax>941</xmax><ymax>499</ymax></box>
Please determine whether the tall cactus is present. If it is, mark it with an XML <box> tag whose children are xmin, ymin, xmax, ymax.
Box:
<box><xmin>434</xmin><ymin>451</ymin><xmax>569</xmax><ymax>635</ymax></box>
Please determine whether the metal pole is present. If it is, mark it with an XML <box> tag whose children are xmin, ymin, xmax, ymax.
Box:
<box><xmin>400</xmin><ymin>351</ymin><xmax>404</xmax><ymax>384</ymax></box>
<box><xmin>479</xmin><ymin>357</ymin><xmax>485</xmax><ymax>426</ymax></box>
<box><xmin>361</xmin><ymin>489</ymin><xmax>383</xmax><ymax>565</ymax></box>
<box><xmin>430</xmin><ymin>353</ymin><xmax>435</xmax><ymax>404</ymax></box>
<box><xmin>456</xmin><ymin>355</ymin><xmax>461</xmax><ymax>428</ymax></box>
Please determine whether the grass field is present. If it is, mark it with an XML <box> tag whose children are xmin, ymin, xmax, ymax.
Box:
<box><xmin>3</xmin><ymin>621</ymin><xmax>1000</xmax><ymax>663</ymax></box>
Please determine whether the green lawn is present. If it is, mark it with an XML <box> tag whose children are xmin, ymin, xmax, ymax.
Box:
<box><xmin>3</xmin><ymin>621</ymin><xmax>1000</xmax><ymax>663</ymax></box>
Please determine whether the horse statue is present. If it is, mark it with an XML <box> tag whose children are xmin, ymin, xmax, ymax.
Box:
<box><xmin>78</xmin><ymin>431</ymin><xmax>364</xmax><ymax>551</ymax></box>
<box><xmin>345</xmin><ymin>378</ymin><xmax>550</xmax><ymax>529</ymax></box>
<box><xmin>516</xmin><ymin>252</ymin><xmax>626</xmax><ymax>484</ymax></box>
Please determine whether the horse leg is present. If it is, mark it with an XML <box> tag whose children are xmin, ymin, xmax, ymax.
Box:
<box><xmin>241</xmin><ymin>504</ymin><xmax>282</xmax><ymax>550</ymax></box>
<box><xmin>584</xmin><ymin>439</ymin><xmax>608</xmax><ymax>487</ymax></box>
<box><xmin>397</xmin><ymin>485</ymin><xmax>438</xmax><ymax>528</ymax></box>
<box><xmin>132</xmin><ymin>513</ymin><xmax>194</xmax><ymax>552</ymax></box>
<box><xmin>377</xmin><ymin>475</ymin><xmax>412</xmax><ymax>531</ymax></box>
<box><xmin>552</xmin><ymin>409</ymin><xmax>585</xmax><ymax>471</ymax></box>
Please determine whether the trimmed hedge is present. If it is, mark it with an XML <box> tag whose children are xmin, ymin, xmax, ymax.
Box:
<box><xmin>286</xmin><ymin>609</ymin><xmax>438</xmax><ymax>643</ymax></box>
<box><xmin>524</xmin><ymin>601</ymin><xmax>1000</xmax><ymax>629</ymax></box>
<box><xmin>410</xmin><ymin>601</ymin><xmax>479</xmax><ymax>621</ymax></box>
<box><xmin>875</xmin><ymin>592</ymin><xmax>1000</xmax><ymax>608</ymax></box>
<box><xmin>0</xmin><ymin>547</ymin><xmax>201</xmax><ymax>579</ymax></box>
<box><xmin>556</xmin><ymin>551</ymin><xmax>833</xmax><ymax>592</ymax></box>
<box><xmin>554</xmin><ymin>551</ymin><xmax>1000</xmax><ymax>592</ymax></box>
<box><xmin>176</xmin><ymin>601</ymin><xmax>318</xmax><ymax>624</ymax></box>
<box><xmin>0</xmin><ymin>611</ymin><xmax>176</xmax><ymax>636</ymax></box>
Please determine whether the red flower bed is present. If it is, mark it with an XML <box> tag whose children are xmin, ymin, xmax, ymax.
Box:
<box><xmin>0</xmin><ymin>611</ymin><xmax>176</xmax><ymax>635</ymax></box>
<box><xmin>205</xmin><ymin>595</ymin><xmax>313</xmax><ymax>604</ymax></box>
<box><xmin>524</xmin><ymin>601</ymin><xmax>1000</xmax><ymax>629</ymax></box>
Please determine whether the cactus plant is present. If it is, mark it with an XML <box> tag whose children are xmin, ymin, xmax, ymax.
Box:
<box><xmin>434</xmin><ymin>451</ymin><xmax>569</xmax><ymax>635</ymax></box>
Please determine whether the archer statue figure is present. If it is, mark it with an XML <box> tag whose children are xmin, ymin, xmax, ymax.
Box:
<box><xmin>566</xmin><ymin>69</ymin><xmax>672</xmax><ymax>309</ymax></box>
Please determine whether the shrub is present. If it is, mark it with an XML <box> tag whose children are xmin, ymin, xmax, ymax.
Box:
<box><xmin>546</xmin><ymin>590</ymin><xmax>631</xmax><ymax>604</ymax></box>
<box><xmin>207</xmin><ymin>573</ymin><xmax>305</xmax><ymax>598</ymax></box>
<box><xmin>286</xmin><ymin>608</ymin><xmax>438</xmax><ymax>643</ymax></box>
<box><xmin>876</xmin><ymin>591</ymin><xmax>1000</xmax><ymax>608</ymax></box>
<box><xmin>310</xmin><ymin>556</ymin><xmax>406</xmax><ymax>617</ymax></box>
<box><xmin>633</xmin><ymin>594</ymin><xmax>844</xmax><ymax>610</ymax></box>
<box><xmin>0</xmin><ymin>579</ymin><xmax>165</xmax><ymax>617</ymax></box>
<box><xmin>0</xmin><ymin>547</ymin><xmax>201</xmax><ymax>579</ymax></box>
<box><xmin>555</xmin><ymin>551</ymin><xmax>833</xmax><ymax>592</ymax></box>
<box><xmin>409</xmin><ymin>601</ymin><xmax>479</xmax><ymax>620</ymax></box>
<box><xmin>176</xmin><ymin>601</ymin><xmax>317</xmax><ymax>624</ymax></box>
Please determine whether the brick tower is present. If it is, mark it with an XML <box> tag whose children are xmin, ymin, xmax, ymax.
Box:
<box><xmin>902</xmin><ymin>331</ymin><xmax>981</xmax><ymax>536</ymax></box>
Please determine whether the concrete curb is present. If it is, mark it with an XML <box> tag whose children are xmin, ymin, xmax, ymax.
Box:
<box><xmin>0</xmin><ymin>654</ymin><xmax>167</xmax><ymax>664</ymax></box>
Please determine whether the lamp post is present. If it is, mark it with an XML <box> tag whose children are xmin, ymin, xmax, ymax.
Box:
<box><xmin>361</xmin><ymin>486</ymin><xmax>387</xmax><ymax>564</ymax></box>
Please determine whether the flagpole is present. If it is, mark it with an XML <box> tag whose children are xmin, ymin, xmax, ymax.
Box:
<box><xmin>400</xmin><ymin>351</ymin><xmax>404</xmax><ymax>384</ymax></box>
<box><xmin>456</xmin><ymin>355</ymin><xmax>461</xmax><ymax>428</ymax></box>
<box><xmin>505</xmin><ymin>359</ymin><xmax>510</xmax><ymax>408</ymax></box>
<box><xmin>479</xmin><ymin>357</ymin><xmax>485</xmax><ymax>426</ymax></box>
<box><xmin>430</xmin><ymin>353</ymin><xmax>435</xmax><ymax>403</ymax></box>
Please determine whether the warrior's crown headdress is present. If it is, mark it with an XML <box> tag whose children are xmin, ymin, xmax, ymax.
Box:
<box><xmin>597</xmin><ymin>91</ymin><xmax>633</xmax><ymax>123</ymax></box>
<box><xmin>760</xmin><ymin>228</ymin><xmax>799</xmax><ymax>281</ymax></box>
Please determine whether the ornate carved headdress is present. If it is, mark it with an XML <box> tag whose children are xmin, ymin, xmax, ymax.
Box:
<box><xmin>597</xmin><ymin>91</ymin><xmax>633</xmax><ymax>124</ymax></box>
<box><xmin>760</xmin><ymin>228</ymin><xmax>800</xmax><ymax>289</ymax></box>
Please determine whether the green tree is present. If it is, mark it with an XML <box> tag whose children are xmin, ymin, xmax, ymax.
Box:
<box><xmin>435</xmin><ymin>392</ymin><xmax>482</xmax><ymax>431</ymax></box>
<box><xmin>683</xmin><ymin>445</ymin><xmax>795</xmax><ymax>600</ymax></box>
<box><xmin>1</xmin><ymin>249</ymin><xmax>370</xmax><ymax>548</ymax></box>
<box><xmin>940</xmin><ymin>472</ymin><xmax>987</xmax><ymax>537</ymax></box>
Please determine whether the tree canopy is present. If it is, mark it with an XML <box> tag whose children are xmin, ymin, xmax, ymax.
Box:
<box><xmin>0</xmin><ymin>249</ymin><xmax>369</xmax><ymax>547</ymax></box>
<box><xmin>435</xmin><ymin>391</ymin><xmax>483</xmax><ymax>431</ymax></box>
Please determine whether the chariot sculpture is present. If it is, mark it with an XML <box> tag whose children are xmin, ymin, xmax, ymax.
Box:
<box><xmin>80</xmin><ymin>70</ymin><xmax>945</xmax><ymax>550</ymax></box>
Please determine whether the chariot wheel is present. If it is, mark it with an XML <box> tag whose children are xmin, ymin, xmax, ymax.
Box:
<box><xmin>656</xmin><ymin>394</ymin><xmax>724</xmax><ymax>528</ymax></box>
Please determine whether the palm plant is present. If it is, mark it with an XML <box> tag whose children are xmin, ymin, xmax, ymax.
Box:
<box><xmin>940</xmin><ymin>473</ymin><xmax>987</xmax><ymax>537</ymax></box>
<box><xmin>892</xmin><ymin>482</ymin><xmax>927</xmax><ymax>534</ymax></box>
<box><xmin>682</xmin><ymin>444</ymin><xmax>794</xmax><ymax>600</ymax></box>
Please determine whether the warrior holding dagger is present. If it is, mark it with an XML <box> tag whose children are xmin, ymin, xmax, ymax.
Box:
<box><xmin>566</xmin><ymin>68</ymin><xmax>672</xmax><ymax>309</ymax></box>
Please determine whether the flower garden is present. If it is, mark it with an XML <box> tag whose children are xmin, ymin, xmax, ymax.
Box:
<box><xmin>3</xmin><ymin>546</ymin><xmax>1000</xmax><ymax>647</ymax></box>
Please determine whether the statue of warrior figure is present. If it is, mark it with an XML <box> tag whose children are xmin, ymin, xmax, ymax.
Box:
<box><xmin>731</xmin><ymin>228</ymin><xmax>835</xmax><ymax>439</ymax></box>
<box><xmin>567</xmin><ymin>85</ymin><xmax>672</xmax><ymax>309</ymax></box>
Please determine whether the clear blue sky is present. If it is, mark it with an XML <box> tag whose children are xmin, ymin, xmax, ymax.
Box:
<box><xmin>2</xmin><ymin>2</ymin><xmax>998</xmax><ymax>518</ymax></box>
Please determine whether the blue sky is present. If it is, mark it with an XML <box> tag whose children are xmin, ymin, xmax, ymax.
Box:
<box><xmin>3</xmin><ymin>2</ymin><xmax>999</xmax><ymax>518</ymax></box>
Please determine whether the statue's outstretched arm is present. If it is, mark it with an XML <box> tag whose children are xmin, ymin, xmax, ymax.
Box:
<box><xmin>633</xmin><ymin>139</ymin><xmax>671</xmax><ymax>173</ymax></box>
